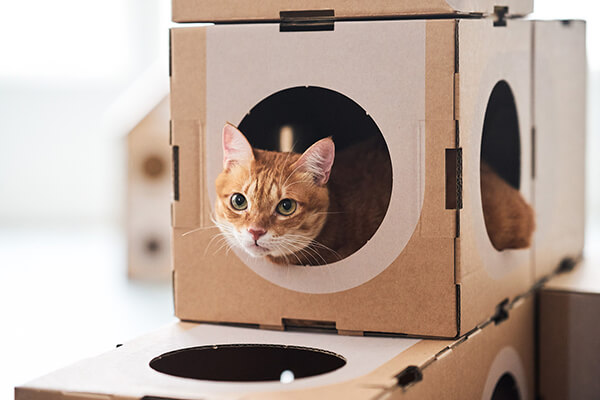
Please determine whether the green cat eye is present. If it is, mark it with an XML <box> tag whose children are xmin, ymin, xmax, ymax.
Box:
<box><xmin>230</xmin><ymin>193</ymin><xmax>248</xmax><ymax>210</ymax></box>
<box><xmin>276</xmin><ymin>198</ymin><xmax>297</xmax><ymax>216</ymax></box>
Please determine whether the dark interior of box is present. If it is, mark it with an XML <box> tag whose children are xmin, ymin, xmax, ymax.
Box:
<box><xmin>149</xmin><ymin>344</ymin><xmax>346</xmax><ymax>382</ymax></box>
<box><xmin>238</xmin><ymin>86</ymin><xmax>387</xmax><ymax>154</ymax></box>
<box><xmin>480</xmin><ymin>80</ymin><xmax>521</xmax><ymax>190</ymax></box>
<box><xmin>490</xmin><ymin>372</ymin><xmax>521</xmax><ymax>400</ymax></box>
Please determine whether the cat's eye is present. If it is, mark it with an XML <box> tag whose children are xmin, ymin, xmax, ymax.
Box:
<box><xmin>276</xmin><ymin>198</ymin><xmax>297</xmax><ymax>216</ymax></box>
<box><xmin>230</xmin><ymin>193</ymin><xmax>248</xmax><ymax>211</ymax></box>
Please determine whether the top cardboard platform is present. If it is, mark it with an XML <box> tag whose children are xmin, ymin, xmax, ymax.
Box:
<box><xmin>172</xmin><ymin>0</ymin><xmax>533</xmax><ymax>23</ymax></box>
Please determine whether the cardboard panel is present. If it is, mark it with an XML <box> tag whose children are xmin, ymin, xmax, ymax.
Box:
<box><xmin>532</xmin><ymin>20</ymin><xmax>586</xmax><ymax>279</ymax></box>
<box><xmin>538</xmin><ymin>258</ymin><xmax>600</xmax><ymax>400</ymax></box>
<box><xmin>456</xmin><ymin>18</ymin><xmax>534</xmax><ymax>333</ymax></box>
<box><xmin>171</xmin><ymin>0</ymin><xmax>533</xmax><ymax>23</ymax></box>
<box><xmin>15</xmin><ymin>295</ymin><xmax>534</xmax><ymax>400</ymax></box>
<box><xmin>127</xmin><ymin>97</ymin><xmax>172</xmax><ymax>281</ymax></box>
<box><xmin>171</xmin><ymin>19</ymin><xmax>459</xmax><ymax>337</ymax></box>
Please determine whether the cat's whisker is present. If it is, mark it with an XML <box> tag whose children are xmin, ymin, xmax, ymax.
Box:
<box><xmin>204</xmin><ymin>233</ymin><xmax>229</xmax><ymax>257</ymax></box>
<box><xmin>181</xmin><ymin>225</ymin><xmax>219</xmax><ymax>237</ymax></box>
<box><xmin>308</xmin><ymin>240</ymin><xmax>343</xmax><ymax>260</ymax></box>
<box><xmin>276</xmin><ymin>239</ymin><xmax>315</xmax><ymax>265</ymax></box>
<box><xmin>282</xmin><ymin>234</ymin><xmax>343</xmax><ymax>263</ymax></box>
<box><xmin>277</xmin><ymin>150</ymin><xmax>294</xmax><ymax>188</ymax></box>
<box><xmin>301</xmin><ymin>245</ymin><xmax>328</xmax><ymax>265</ymax></box>
<box><xmin>283</xmin><ymin>239</ymin><xmax>323</xmax><ymax>265</ymax></box>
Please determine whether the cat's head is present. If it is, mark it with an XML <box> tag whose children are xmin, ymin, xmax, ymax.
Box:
<box><xmin>214</xmin><ymin>124</ymin><xmax>334</xmax><ymax>262</ymax></box>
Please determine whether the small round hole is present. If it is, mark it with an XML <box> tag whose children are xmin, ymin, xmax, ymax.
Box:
<box><xmin>490</xmin><ymin>372</ymin><xmax>521</xmax><ymax>400</ymax></box>
<box><xmin>142</xmin><ymin>155</ymin><xmax>165</xmax><ymax>179</ymax></box>
<box><xmin>149</xmin><ymin>344</ymin><xmax>346</xmax><ymax>382</ymax></box>
<box><xmin>144</xmin><ymin>237</ymin><xmax>161</xmax><ymax>254</ymax></box>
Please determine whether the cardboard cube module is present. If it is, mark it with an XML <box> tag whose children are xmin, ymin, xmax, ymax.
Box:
<box><xmin>532</xmin><ymin>20</ymin><xmax>586</xmax><ymax>280</ymax></box>
<box><xmin>538</xmin><ymin>256</ymin><xmax>600</xmax><ymax>400</ymax></box>
<box><xmin>127</xmin><ymin>97</ymin><xmax>172</xmax><ymax>281</ymax></box>
<box><xmin>170</xmin><ymin>18</ymin><xmax>535</xmax><ymax>338</ymax></box>
<box><xmin>171</xmin><ymin>0</ymin><xmax>533</xmax><ymax>23</ymax></box>
<box><xmin>15</xmin><ymin>294</ymin><xmax>534</xmax><ymax>400</ymax></box>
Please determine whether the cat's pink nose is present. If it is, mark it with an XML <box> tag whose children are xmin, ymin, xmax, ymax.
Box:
<box><xmin>247</xmin><ymin>228</ymin><xmax>266</xmax><ymax>242</ymax></box>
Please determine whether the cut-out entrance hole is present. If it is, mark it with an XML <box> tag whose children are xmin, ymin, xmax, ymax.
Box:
<box><xmin>149</xmin><ymin>344</ymin><xmax>346</xmax><ymax>382</ymax></box>
<box><xmin>481</xmin><ymin>81</ymin><xmax>520</xmax><ymax>189</ymax></box>
<box><xmin>480</xmin><ymin>80</ymin><xmax>521</xmax><ymax>249</ymax></box>
<box><xmin>237</xmin><ymin>86</ymin><xmax>393</xmax><ymax>265</ymax></box>
<box><xmin>490</xmin><ymin>372</ymin><xmax>521</xmax><ymax>400</ymax></box>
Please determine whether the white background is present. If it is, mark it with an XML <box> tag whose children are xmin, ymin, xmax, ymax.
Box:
<box><xmin>0</xmin><ymin>1</ymin><xmax>599</xmax><ymax>399</ymax></box>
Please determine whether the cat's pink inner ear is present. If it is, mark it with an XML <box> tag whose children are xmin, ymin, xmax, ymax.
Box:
<box><xmin>222</xmin><ymin>123</ymin><xmax>254</xmax><ymax>169</ymax></box>
<box><xmin>294</xmin><ymin>138</ymin><xmax>335</xmax><ymax>185</ymax></box>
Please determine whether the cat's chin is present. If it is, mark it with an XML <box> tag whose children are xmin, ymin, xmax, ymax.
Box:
<box><xmin>240</xmin><ymin>244</ymin><xmax>272</xmax><ymax>258</ymax></box>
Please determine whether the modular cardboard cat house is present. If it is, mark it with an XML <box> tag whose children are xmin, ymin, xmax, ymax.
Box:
<box><xmin>170</xmin><ymin>15</ymin><xmax>586</xmax><ymax>338</ymax></box>
<box><xmin>172</xmin><ymin>18</ymin><xmax>516</xmax><ymax>338</ymax></box>
<box><xmin>15</xmin><ymin>291</ymin><xmax>535</xmax><ymax>400</ymax></box>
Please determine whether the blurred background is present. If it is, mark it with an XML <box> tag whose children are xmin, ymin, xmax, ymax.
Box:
<box><xmin>0</xmin><ymin>1</ymin><xmax>598</xmax><ymax>398</ymax></box>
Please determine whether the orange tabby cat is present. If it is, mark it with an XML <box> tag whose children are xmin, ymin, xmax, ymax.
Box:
<box><xmin>480</xmin><ymin>161</ymin><xmax>535</xmax><ymax>250</ymax></box>
<box><xmin>214</xmin><ymin>123</ymin><xmax>534</xmax><ymax>266</ymax></box>
<box><xmin>214</xmin><ymin>123</ymin><xmax>391</xmax><ymax>265</ymax></box>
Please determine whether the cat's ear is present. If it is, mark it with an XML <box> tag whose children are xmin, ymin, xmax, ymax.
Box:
<box><xmin>293</xmin><ymin>138</ymin><xmax>335</xmax><ymax>185</ymax></box>
<box><xmin>222</xmin><ymin>123</ymin><xmax>254</xmax><ymax>169</ymax></box>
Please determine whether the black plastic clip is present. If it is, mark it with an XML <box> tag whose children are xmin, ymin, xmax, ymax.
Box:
<box><xmin>493</xmin><ymin>6</ymin><xmax>508</xmax><ymax>27</ymax></box>
<box><xmin>492</xmin><ymin>298</ymin><xmax>510</xmax><ymax>325</ymax></box>
<box><xmin>280</xmin><ymin>10</ymin><xmax>335</xmax><ymax>32</ymax></box>
<box><xmin>395</xmin><ymin>365</ymin><xmax>423</xmax><ymax>389</ymax></box>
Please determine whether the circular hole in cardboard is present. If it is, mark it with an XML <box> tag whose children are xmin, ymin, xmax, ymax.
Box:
<box><xmin>149</xmin><ymin>344</ymin><xmax>346</xmax><ymax>382</ymax></box>
<box><xmin>480</xmin><ymin>80</ymin><xmax>521</xmax><ymax>249</ymax></box>
<box><xmin>144</xmin><ymin>237</ymin><xmax>161</xmax><ymax>254</ymax></box>
<box><xmin>235</xmin><ymin>86</ymin><xmax>392</xmax><ymax>265</ymax></box>
<box><xmin>142</xmin><ymin>155</ymin><xmax>165</xmax><ymax>180</ymax></box>
<box><xmin>490</xmin><ymin>372</ymin><xmax>521</xmax><ymax>400</ymax></box>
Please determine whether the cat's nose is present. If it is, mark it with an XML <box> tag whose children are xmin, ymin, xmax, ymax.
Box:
<box><xmin>247</xmin><ymin>228</ymin><xmax>267</xmax><ymax>241</ymax></box>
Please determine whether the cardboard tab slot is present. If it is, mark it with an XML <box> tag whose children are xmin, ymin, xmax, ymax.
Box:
<box><xmin>445</xmin><ymin>148</ymin><xmax>462</xmax><ymax>210</ymax></box>
<box><xmin>149</xmin><ymin>344</ymin><xmax>346</xmax><ymax>381</ymax></box>
<box><xmin>280</xmin><ymin>10</ymin><xmax>335</xmax><ymax>32</ymax></box>
<box><xmin>282</xmin><ymin>318</ymin><xmax>337</xmax><ymax>333</ymax></box>
<box><xmin>172</xmin><ymin>145</ymin><xmax>180</xmax><ymax>201</ymax></box>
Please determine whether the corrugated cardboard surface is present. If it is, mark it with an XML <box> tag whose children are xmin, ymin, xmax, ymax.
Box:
<box><xmin>538</xmin><ymin>258</ymin><xmax>600</xmax><ymax>400</ymax></box>
<box><xmin>533</xmin><ymin>20</ymin><xmax>586</xmax><ymax>280</ymax></box>
<box><xmin>15</xmin><ymin>296</ymin><xmax>534</xmax><ymax>400</ymax></box>
<box><xmin>171</xmin><ymin>0</ymin><xmax>533</xmax><ymax>23</ymax></box>
<box><xmin>170</xmin><ymin>18</ymin><xmax>542</xmax><ymax>337</ymax></box>
<box><xmin>204</xmin><ymin>20</ymin><xmax>429</xmax><ymax>294</ymax></box>
<box><xmin>127</xmin><ymin>97</ymin><xmax>172</xmax><ymax>281</ymax></box>
<box><xmin>456</xmin><ymin>18</ymin><xmax>533</xmax><ymax>333</ymax></box>
<box><xmin>171</xmin><ymin>20</ymin><xmax>458</xmax><ymax>337</ymax></box>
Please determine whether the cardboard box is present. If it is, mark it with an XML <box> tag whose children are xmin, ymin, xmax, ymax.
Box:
<box><xmin>538</xmin><ymin>257</ymin><xmax>600</xmax><ymax>400</ymax></box>
<box><xmin>532</xmin><ymin>20</ymin><xmax>586</xmax><ymax>280</ymax></box>
<box><xmin>127</xmin><ymin>97</ymin><xmax>172</xmax><ymax>281</ymax></box>
<box><xmin>15</xmin><ymin>293</ymin><xmax>534</xmax><ymax>400</ymax></box>
<box><xmin>171</xmin><ymin>0</ymin><xmax>533</xmax><ymax>24</ymax></box>
<box><xmin>170</xmin><ymin>18</ymin><xmax>535</xmax><ymax>337</ymax></box>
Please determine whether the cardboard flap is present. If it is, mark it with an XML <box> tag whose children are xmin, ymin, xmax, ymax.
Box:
<box><xmin>172</xmin><ymin>0</ymin><xmax>533</xmax><ymax>23</ymax></box>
